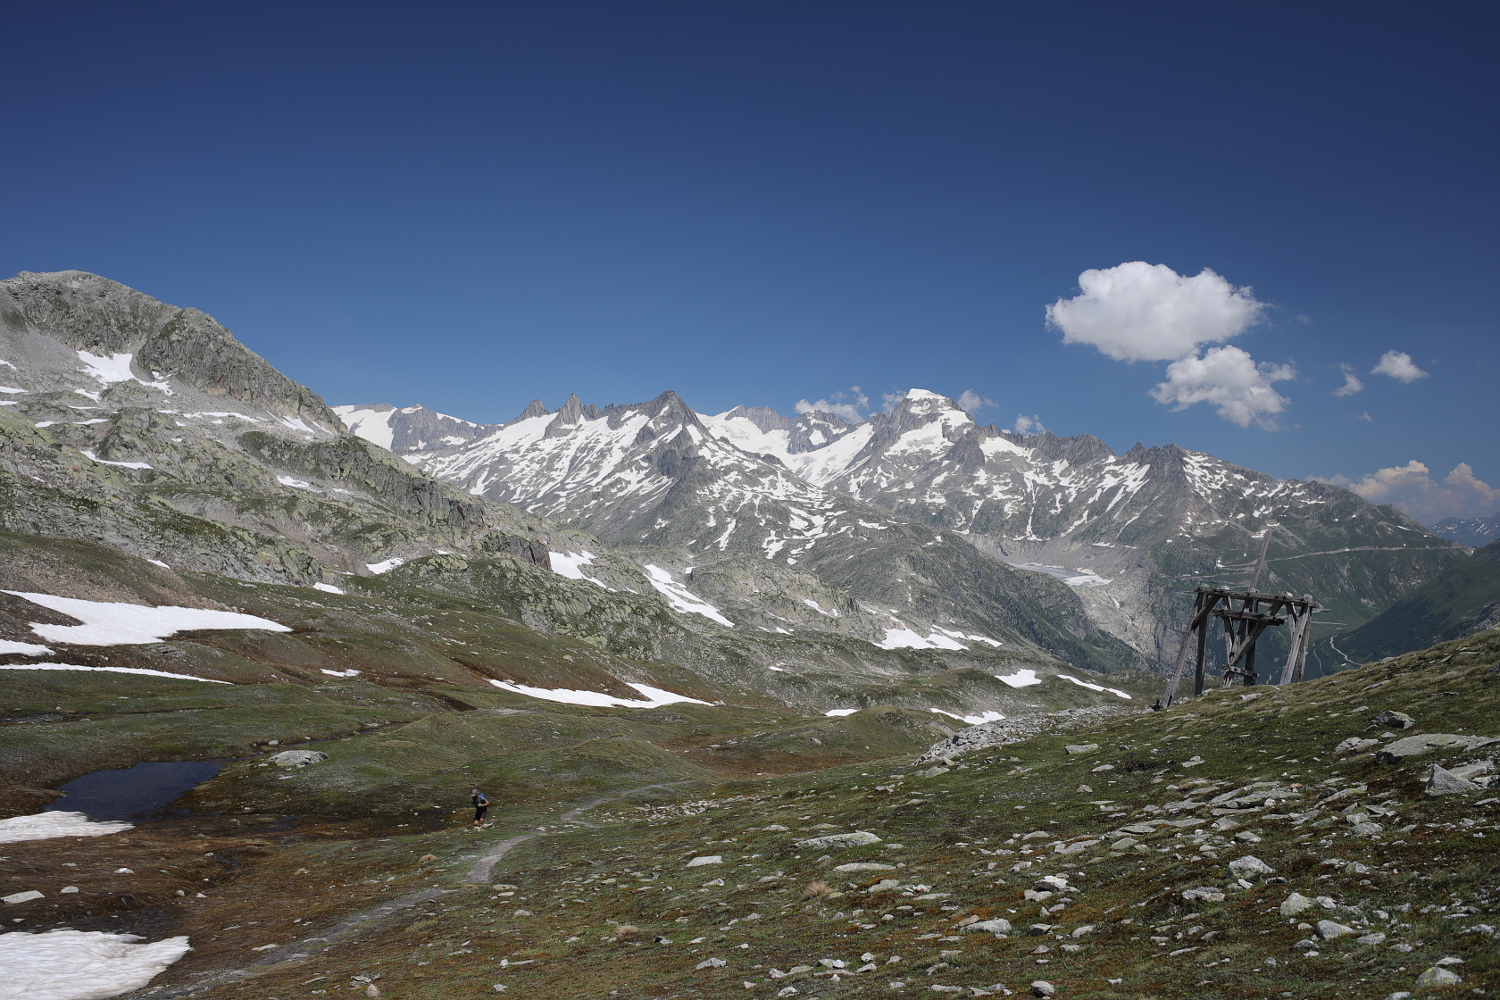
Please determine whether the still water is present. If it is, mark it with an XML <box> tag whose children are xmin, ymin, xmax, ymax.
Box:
<box><xmin>43</xmin><ymin>760</ymin><xmax>226</xmax><ymax>820</ymax></box>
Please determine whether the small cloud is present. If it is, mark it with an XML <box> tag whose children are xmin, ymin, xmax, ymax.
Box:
<box><xmin>1317</xmin><ymin>460</ymin><xmax>1500</xmax><ymax>523</ymax></box>
<box><xmin>956</xmin><ymin>389</ymin><xmax>996</xmax><ymax>414</ymax></box>
<box><xmin>1047</xmin><ymin>261</ymin><xmax>1266</xmax><ymax>362</ymax></box>
<box><xmin>794</xmin><ymin>386</ymin><xmax>869</xmax><ymax>424</ymax></box>
<box><xmin>1012</xmin><ymin>414</ymin><xmax>1047</xmax><ymax>435</ymax></box>
<box><xmin>879</xmin><ymin>391</ymin><xmax>905</xmax><ymax>413</ymax></box>
<box><xmin>1332</xmin><ymin>370</ymin><xmax>1364</xmax><ymax>397</ymax></box>
<box><xmin>1149</xmin><ymin>345</ymin><xmax>1295</xmax><ymax>429</ymax></box>
<box><xmin>1355</xmin><ymin>411</ymin><xmax>1373</xmax><ymax>422</ymax></box>
<box><xmin>1371</xmin><ymin>350</ymin><xmax>1429</xmax><ymax>383</ymax></box>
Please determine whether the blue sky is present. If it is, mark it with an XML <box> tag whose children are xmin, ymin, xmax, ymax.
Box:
<box><xmin>3</xmin><ymin>2</ymin><xmax>1496</xmax><ymax>522</ymax></box>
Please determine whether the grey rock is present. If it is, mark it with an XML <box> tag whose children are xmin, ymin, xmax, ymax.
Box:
<box><xmin>1357</xmin><ymin>932</ymin><xmax>1387</xmax><ymax>945</ymax></box>
<box><xmin>1064</xmin><ymin>744</ymin><xmax>1099</xmax><ymax>755</ymax></box>
<box><xmin>1375</xmin><ymin>733</ymin><xmax>1483</xmax><ymax>763</ymax></box>
<box><xmin>963</xmin><ymin>918</ymin><xmax>1012</xmax><ymax>935</ymax></box>
<box><xmin>794</xmin><ymin>831</ymin><xmax>881</xmax><ymax>850</ymax></box>
<box><xmin>1279</xmin><ymin>892</ymin><xmax>1315</xmax><ymax>917</ymax></box>
<box><xmin>270</xmin><ymin>750</ymin><xmax>328</xmax><ymax>766</ymax></box>
<box><xmin>1030</xmin><ymin>981</ymin><xmax>1056</xmax><ymax>998</ymax></box>
<box><xmin>1367</xmin><ymin>710</ymin><xmax>1415</xmax><ymax>731</ymax></box>
<box><xmin>1182</xmin><ymin>887</ymin><xmax>1225</xmax><ymax>903</ymax></box>
<box><xmin>1227</xmin><ymin>855</ymin><xmax>1275</xmax><ymax>878</ymax></box>
<box><xmin>686</xmin><ymin>855</ymin><xmax>723</xmax><ymax>867</ymax></box>
<box><xmin>1425</xmin><ymin>764</ymin><xmax>1480</xmax><ymax>796</ymax></box>
<box><xmin>1334</xmin><ymin>737</ymin><xmax>1379</xmax><ymax>754</ymax></box>
<box><xmin>1414</xmin><ymin>966</ymin><xmax>1461</xmax><ymax>986</ymax></box>
<box><xmin>696</xmin><ymin>957</ymin><xmax>727</xmax><ymax>969</ymax></box>
<box><xmin>832</xmin><ymin>862</ymin><xmax>895</xmax><ymax>872</ymax></box>
<box><xmin>1315</xmin><ymin>920</ymin><xmax>1356</xmax><ymax>939</ymax></box>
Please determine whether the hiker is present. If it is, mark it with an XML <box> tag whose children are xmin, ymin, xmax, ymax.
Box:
<box><xmin>471</xmin><ymin>788</ymin><xmax>489</xmax><ymax>828</ymax></box>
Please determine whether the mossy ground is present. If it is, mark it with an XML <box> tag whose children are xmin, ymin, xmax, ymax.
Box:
<box><xmin>4</xmin><ymin>630</ymin><xmax>1496</xmax><ymax>998</ymax></box>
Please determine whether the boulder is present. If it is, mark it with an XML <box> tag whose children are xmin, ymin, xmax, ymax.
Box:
<box><xmin>832</xmin><ymin>862</ymin><xmax>895</xmax><ymax>872</ymax></box>
<box><xmin>1315</xmin><ymin>920</ymin><xmax>1356</xmax><ymax>939</ymax></box>
<box><xmin>794</xmin><ymin>831</ymin><xmax>881</xmax><ymax>850</ymax></box>
<box><xmin>1030</xmin><ymin>981</ymin><xmax>1056</xmax><ymax>997</ymax></box>
<box><xmin>1279</xmin><ymin>892</ymin><xmax>1315</xmax><ymax>917</ymax></box>
<box><xmin>962</xmin><ymin>918</ymin><xmax>1013</xmax><ymax>935</ymax></box>
<box><xmin>1374</xmin><ymin>733</ymin><xmax>1481</xmax><ymax>763</ymax></box>
<box><xmin>1366</xmin><ymin>710</ymin><xmax>1415</xmax><ymax>731</ymax></box>
<box><xmin>1425</xmin><ymin>764</ymin><xmax>1480</xmax><ymax>796</ymax></box>
<box><xmin>1182</xmin><ymin>887</ymin><xmax>1225</xmax><ymax>903</ymax></box>
<box><xmin>1334</xmin><ymin>737</ymin><xmax>1379</xmax><ymax>754</ymax></box>
<box><xmin>1064</xmin><ymin>744</ymin><xmax>1099</xmax><ymax>755</ymax></box>
<box><xmin>686</xmin><ymin>855</ymin><xmax>723</xmax><ymax>867</ymax></box>
<box><xmin>270</xmin><ymin>749</ymin><xmax>329</xmax><ymax>766</ymax></box>
<box><xmin>1415</xmin><ymin>966</ymin><xmax>1461</xmax><ymax>987</ymax></box>
<box><xmin>1228</xmin><ymin>855</ymin><xmax>1275</xmax><ymax>878</ymax></box>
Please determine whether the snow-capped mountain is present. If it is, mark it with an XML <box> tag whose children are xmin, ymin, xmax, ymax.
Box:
<box><xmin>382</xmin><ymin>390</ymin><xmax>1142</xmax><ymax>673</ymax></box>
<box><xmin>354</xmin><ymin>386</ymin><xmax>1462</xmax><ymax>670</ymax></box>
<box><xmin>333</xmin><ymin>403</ymin><xmax>489</xmax><ymax>453</ymax></box>
<box><xmin>1430</xmin><ymin>512</ymin><xmax>1500</xmax><ymax>548</ymax></box>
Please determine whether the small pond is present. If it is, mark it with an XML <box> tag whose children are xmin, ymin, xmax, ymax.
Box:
<box><xmin>44</xmin><ymin>760</ymin><xmax>227</xmax><ymax>821</ymax></box>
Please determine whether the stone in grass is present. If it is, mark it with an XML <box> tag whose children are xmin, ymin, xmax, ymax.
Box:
<box><xmin>1334</xmin><ymin>737</ymin><xmax>1379</xmax><ymax>754</ymax></box>
<box><xmin>794</xmin><ymin>831</ymin><xmax>881</xmax><ymax>850</ymax></box>
<box><xmin>832</xmin><ymin>862</ymin><xmax>895</xmax><ymax>872</ymax></box>
<box><xmin>1374</xmin><ymin>733</ymin><xmax>1481</xmax><ymax>763</ymax></box>
<box><xmin>1228</xmin><ymin>856</ymin><xmax>1275</xmax><ymax>878</ymax></box>
<box><xmin>1181</xmin><ymin>887</ymin><xmax>1224</xmax><ymax>903</ymax></box>
<box><xmin>686</xmin><ymin>855</ymin><xmax>722</xmax><ymax>867</ymax></box>
<box><xmin>1279</xmin><ymin>892</ymin><xmax>1315</xmax><ymax>917</ymax></box>
<box><xmin>1366</xmin><ymin>710</ymin><xmax>1415</xmax><ymax>731</ymax></box>
<box><xmin>1064</xmin><ymin>744</ymin><xmax>1099</xmax><ymax>755</ymax></box>
<box><xmin>1415</xmin><ymin>966</ymin><xmax>1462</xmax><ymax>986</ymax></box>
<box><xmin>696</xmin><ymin>957</ymin><xmax>727</xmax><ymax>969</ymax></box>
<box><xmin>1031</xmin><ymin>981</ymin><xmax>1057</xmax><ymax>997</ymax></box>
<box><xmin>270</xmin><ymin>749</ymin><xmax>329</xmax><ymax>766</ymax></box>
<box><xmin>1315</xmin><ymin>920</ymin><xmax>1356</xmax><ymax>939</ymax></box>
<box><xmin>2</xmin><ymin>890</ymin><xmax>43</xmax><ymax>904</ymax></box>
<box><xmin>961</xmin><ymin>918</ymin><xmax>1012</xmax><ymax>935</ymax></box>
<box><xmin>1425</xmin><ymin>764</ymin><xmax>1480</xmax><ymax>796</ymax></box>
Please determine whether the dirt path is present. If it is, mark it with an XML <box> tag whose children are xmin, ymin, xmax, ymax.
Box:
<box><xmin>145</xmin><ymin>780</ymin><xmax>693</xmax><ymax>998</ymax></box>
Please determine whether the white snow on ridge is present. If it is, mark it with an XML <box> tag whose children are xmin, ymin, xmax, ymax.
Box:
<box><xmin>551</xmin><ymin>551</ymin><xmax>611</xmax><ymax>590</ymax></box>
<box><xmin>0</xmin><ymin>662</ymin><xmax>232</xmax><ymax>684</ymax></box>
<box><xmin>366</xmin><ymin>558</ymin><xmax>406</xmax><ymax>575</ymax></box>
<box><xmin>76</xmin><ymin>350</ymin><xmax>172</xmax><ymax>395</ymax></box>
<box><xmin>277</xmin><ymin>475</ymin><xmax>316</xmax><ymax>490</ymax></box>
<box><xmin>930</xmin><ymin>708</ymin><xmax>1006</xmax><ymax>726</ymax></box>
<box><xmin>824</xmin><ymin>708</ymin><xmax>858</xmax><ymax>717</ymax></box>
<box><xmin>642</xmin><ymin>565</ymin><xmax>734</xmax><ymax>627</ymax></box>
<box><xmin>0</xmin><ymin>639</ymin><xmax>50</xmax><ymax>656</ymax></box>
<box><xmin>1055</xmin><ymin>673</ymin><xmax>1132</xmax><ymax>699</ymax></box>
<box><xmin>312</xmin><ymin>583</ymin><xmax>345</xmax><ymax>595</ymax></box>
<box><xmin>488</xmin><ymin>679</ymin><xmax>710</xmax><ymax>709</ymax></box>
<box><xmin>995</xmin><ymin>668</ymin><xmax>1043</xmax><ymax>688</ymax></box>
<box><xmin>0</xmin><ymin>810</ymin><xmax>133</xmax><ymax>845</ymax></box>
<box><xmin>333</xmin><ymin>405</ymin><xmax>397</xmax><ymax>450</ymax></box>
<box><xmin>877</xmin><ymin>626</ymin><xmax>966</xmax><ymax>651</ymax></box>
<box><xmin>79</xmin><ymin>450</ymin><xmax>152</xmax><ymax>471</ymax></box>
<box><xmin>3</xmin><ymin>592</ymin><xmax>290</xmax><ymax>646</ymax></box>
<box><xmin>0</xmin><ymin>927</ymin><xmax>191</xmax><ymax>1000</ymax></box>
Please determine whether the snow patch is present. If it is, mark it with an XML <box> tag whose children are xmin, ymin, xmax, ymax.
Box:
<box><xmin>877</xmin><ymin>626</ymin><xmax>966</xmax><ymax>651</ymax></box>
<box><xmin>487</xmin><ymin>679</ymin><xmax>710</xmax><ymax>709</ymax></box>
<box><xmin>276</xmin><ymin>475</ymin><xmax>316</xmax><ymax>490</ymax></box>
<box><xmin>3</xmin><ymin>592</ymin><xmax>290</xmax><ymax>646</ymax></box>
<box><xmin>930</xmin><ymin>708</ymin><xmax>1006</xmax><ymax>726</ymax></box>
<box><xmin>0</xmin><ymin>640</ymin><xmax>51</xmax><ymax>656</ymax></box>
<box><xmin>76</xmin><ymin>350</ymin><xmax>172</xmax><ymax>395</ymax></box>
<box><xmin>366</xmin><ymin>558</ymin><xmax>406</xmax><ymax>575</ymax></box>
<box><xmin>0</xmin><ymin>811</ymin><xmax>133</xmax><ymax>845</ymax></box>
<box><xmin>0</xmin><ymin>663</ymin><xmax>231</xmax><ymax>684</ymax></box>
<box><xmin>1055</xmin><ymin>673</ymin><xmax>1132</xmax><ymax>699</ymax></box>
<box><xmin>0</xmin><ymin>927</ymin><xmax>191</xmax><ymax>999</ymax></box>
<box><xmin>146</xmin><ymin>559</ymin><xmax>170</xmax><ymax>569</ymax></box>
<box><xmin>312</xmin><ymin>583</ymin><xmax>345</xmax><ymax>595</ymax></box>
<box><xmin>995</xmin><ymin>669</ymin><xmax>1043</xmax><ymax>688</ymax></box>
<box><xmin>642</xmin><ymin>565</ymin><xmax>734</xmax><ymax>627</ymax></box>
<box><xmin>320</xmin><ymin>668</ymin><xmax>361</xmax><ymax>678</ymax></box>
<box><xmin>79</xmin><ymin>450</ymin><xmax>152</xmax><ymax>471</ymax></box>
<box><xmin>824</xmin><ymin>708</ymin><xmax>858</xmax><ymax>717</ymax></box>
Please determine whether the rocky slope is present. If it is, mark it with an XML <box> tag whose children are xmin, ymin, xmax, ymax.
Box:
<box><xmin>1431</xmin><ymin>512</ymin><xmax>1500</xmax><ymax>547</ymax></box>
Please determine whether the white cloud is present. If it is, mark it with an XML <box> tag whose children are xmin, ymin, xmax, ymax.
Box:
<box><xmin>794</xmin><ymin>386</ymin><xmax>869</xmax><ymax>424</ymax></box>
<box><xmin>1047</xmin><ymin>261</ymin><xmax>1266</xmax><ymax>362</ymax></box>
<box><xmin>1149</xmin><ymin>345</ymin><xmax>1295</xmax><ymax>428</ymax></box>
<box><xmin>1372</xmin><ymin>350</ymin><xmax>1429</xmax><ymax>383</ymax></box>
<box><xmin>956</xmin><ymin>389</ymin><xmax>995</xmax><ymax>414</ymax></box>
<box><xmin>1355</xmin><ymin>411</ymin><xmax>1373</xmax><ymax>422</ymax></box>
<box><xmin>1333</xmin><ymin>370</ymin><xmax>1364</xmax><ymax>397</ymax></box>
<box><xmin>1012</xmin><ymin>414</ymin><xmax>1047</xmax><ymax>435</ymax></box>
<box><xmin>1319</xmin><ymin>461</ymin><xmax>1500</xmax><ymax>524</ymax></box>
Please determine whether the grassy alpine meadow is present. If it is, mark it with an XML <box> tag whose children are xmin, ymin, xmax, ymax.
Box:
<box><xmin>2</xmin><ymin>628</ymin><xmax>1489</xmax><ymax>999</ymax></box>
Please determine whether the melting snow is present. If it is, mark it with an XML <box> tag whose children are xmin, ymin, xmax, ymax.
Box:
<box><xmin>0</xmin><ymin>663</ymin><xmax>231</xmax><ymax>684</ymax></box>
<box><xmin>276</xmin><ymin>475</ymin><xmax>316</xmax><ymax>490</ymax></box>
<box><xmin>930</xmin><ymin>708</ymin><xmax>1006</xmax><ymax>726</ymax></box>
<box><xmin>995</xmin><ymin>669</ymin><xmax>1043</xmax><ymax>688</ymax></box>
<box><xmin>642</xmin><ymin>565</ymin><xmax>734</xmax><ymax>627</ymax></box>
<box><xmin>0</xmin><ymin>928</ymin><xmax>191</xmax><ymax>999</ymax></box>
<box><xmin>320</xmin><ymin>668</ymin><xmax>361</xmax><ymax>678</ymax></box>
<box><xmin>876</xmin><ymin>626</ymin><xmax>966</xmax><ymax>651</ymax></box>
<box><xmin>1055</xmin><ymin>673</ymin><xmax>1132</xmax><ymax>699</ymax></box>
<box><xmin>0</xmin><ymin>811</ymin><xmax>133</xmax><ymax>845</ymax></box>
<box><xmin>487</xmin><ymin>680</ymin><xmax>710</xmax><ymax>709</ymax></box>
<box><xmin>312</xmin><ymin>583</ymin><xmax>345</xmax><ymax>595</ymax></box>
<box><xmin>366</xmin><ymin>558</ymin><xmax>406</xmax><ymax>575</ymax></box>
<box><xmin>75</xmin><ymin>350</ymin><xmax>172</xmax><ymax>395</ymax></box>
<box><xmin>3</xmin><ymin>592</ymin><xmax>290</xmax><ymax>646</ymax></box>
<box><xmin>550</xmin><ymin>551</ymin><xmax>611</xmax><ymax>590</ymax></box>
<box><xmin>0</xmin><ymin>385</ymin><xmax>27</xmax><ymax>394</ymax></box>
<box><xmin>824</xmin><ymin>708</ymin><xmax>858</xmax><ymax>717</ymax></box>
<box><xmin>146</xmin><ymin>559</ymin><xmax>169</xmax><ymax>569</ymax></box>
<box><xmin>0</xmin><ymin>639</ymin><xmax>50</xmax><ymax>656</ymax></box>
<box><xmin>79</xmin><ymin>450</ymin><xmax>152</xmax><ymax>471</ymax></box>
